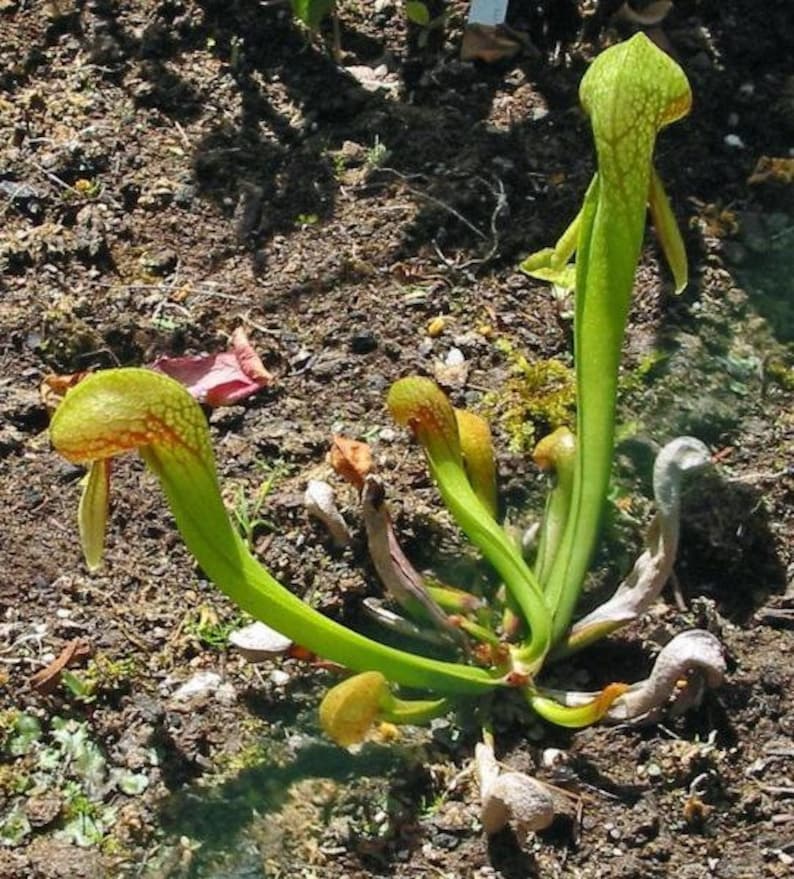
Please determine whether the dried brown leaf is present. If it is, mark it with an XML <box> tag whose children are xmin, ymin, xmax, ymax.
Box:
<box><xmin>748</xmin><ymin>156</ymin><xmax>794</xmax><ymax>186</ymax></box>
<box><xmin>329</xmin><ymin>435</ymin><xmax>373</xmax><ymax>489</ymax></box>
<box><xmin>40</xmin><ymin>371</ymin><xmax>91</xmax><ymax>410</ymax></box>
<box><xmin>461</xmin><ymin>25</ymin><xmax>524</xmax><ymax>63</ymax></box>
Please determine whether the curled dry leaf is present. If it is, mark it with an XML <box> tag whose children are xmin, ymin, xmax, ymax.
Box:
<box><xmin>40</xmin><ymin>371</ymin><xmax>91</xmax><ymax>411</ymax></box>
<box><xmin>362</xmin><ymin>597</ymin><xmax>452</xmax><ymax>648</ymax></box>
<box><xmin>361</xmin><ymin>476</ymin><xmax>462</xmax><ymax>642</ymax></box>
<box><xmin>613</xmin><ymin>0</ymin><xmax>673</xmax><ymax>27</ymax></box>
<box><xmin>329</xmin><ymin>435</ymin><xmax>372</xmax><ymax>490</ymax></box>
<box><xmin>30</xmin><ymin>639</ymin><xmax>92</xmax><ymax>694</ymax></box>
<box><xmin>343</xmin><ymin>64</ymin><xmax>400</xmax><ymax>96</ymax></box>
<box><xmin>475</xmin><ymin>742</ymin><xmax>555</xmax><ymax>839</ymax></box>
<box><xmin>152</xmin><ymin>326</ymin><xmax>273</xmax><ymax>407</ymax></box>
<box><xmin>748</xmin><ymin>156</ymin><xmax>794</xmax><ymax>186</ymax></box>
<box><xmin>568</xmin><ymin>437</ymin><xmax>710</xmax><ymax>645</ymax></box>
<box><xmin>304</xmin><ymin>479</ymin><xmax>351</xmax><ymax>547</ymax></box>
<box><xmin>461</xmin><ymin>25</ymin><xmax>526</xmax><ymax>63</ymax></box>
<box><xmin>543</xmin><ymin>630</ymin><xmax>726</xmax><ymax>723</ymax></box>
<box><xmin>609</xmin><ymin>629</ymin><xmax>726</xmax><ymax>721</ymax></box>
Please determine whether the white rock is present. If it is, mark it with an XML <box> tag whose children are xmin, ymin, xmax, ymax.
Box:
<box><xmin>215</xmin><ymin>682</ymin><xmax>237</xmax><ymax>705</ymax></box>
<box><xmin>171</xmin><ymin>670</ymin><xmax>221</xmax><ymax>701</ymax></box>
<box><xmin>540</xmin><ymin>748</ymin><xmax>568</xmax><ymax>771</ymax></box>
<box><xmin>270</xmin><ymin>669</ymin><xmax>291</xmax><ymax>687</ymax></box>
<box><xmin>229</xmin><ymin>621</ymin><xmax>293</xmax><ymax>663</ymax></box>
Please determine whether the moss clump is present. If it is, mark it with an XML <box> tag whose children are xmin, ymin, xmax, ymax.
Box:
<box><xmin>484</xmin><ymin>339</ymin><xmax>575</xmax><ymax>453</ymax></box>
<box><xmin>765</xmin><ymin>358</ymin><xmax>794</xmax><ymax>391</ymax></box>
<box><xmin>62</xmin><ymin>653</ymin><xmax>139</xmax><ymax>703</ymax></box>
<box><xmin>619</xmin><ymin>349</ymin><xmax>669</xmax><ymax>398</ymax></box>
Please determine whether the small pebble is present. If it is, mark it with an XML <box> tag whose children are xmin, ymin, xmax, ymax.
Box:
<box><xmin>171</xmin><ymin>670</ymin><xmax>221</xmax><ymax>701</ymax></box>
<box><xmin>540</xmin><ymin>747</ymin><xmax>568</xmax><ymax>770</ymax></box>
<box><xmin>229</xmin><ymin>621</ymin><xmax>293</xmax><ymax>662</ymax></box>
<box><xmin>350</xmin><ymin>331</ymin><xmax>378</xmax><ymax>354</ymax></box>
<box><xmin>445</xmin><ymin>347</ymin><xmax>465</xmax><ymax>366</ymax></box>
<box><xmin>270</xmin><ymin>669</ymin><xmax>290</xmax><ymax>686</ymax></box>
<box><xmin>427</xmin><ymin>316</ymin><xmax>446</xmax><ymax>337</ymax></box>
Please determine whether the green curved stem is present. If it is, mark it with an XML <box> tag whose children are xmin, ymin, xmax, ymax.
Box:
<box><xmin>50</xmin><ymin>368</ymin><xmax>502</xmax><ymax>696</ymax></box>
<box><xmin>388</xmin><ymin>377</ymin><xmax>551</xmax><ymax>672</ymax></box>
<box><xmin>381</xmin><ymin>694</ymin><xmax>451</xmax><ymax>726</ymax></box>
<box><xmin>527</xmin><ymin>683</ymin><xmax>628</xmax><ymax>729</ymax></box>
<box><xmin>429</xmin><ymin>454</ymin><xmax>551</xmax><ymax>669</ymax></box>
<box><xmin>525</xmin><ymin>34</ymin><xmax>692</xmax><ymax>644</ymax></box>
<box><xmin>532</xmin><ymin>428</ymin><xmax>576</xmax><ymax>587</ymax></box>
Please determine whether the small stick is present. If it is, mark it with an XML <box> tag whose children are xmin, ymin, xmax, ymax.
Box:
<box><xmin>379</xmin><ymin>167</ymin><xmax>489</xmax><ymax>241</ymax></box>
<box><xmin>761</xmin><ymin>785</ymin><xmax>794</xmax><ymax>798</ymax></box>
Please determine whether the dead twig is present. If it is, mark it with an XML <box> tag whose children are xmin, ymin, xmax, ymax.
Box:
<box><xmin>30</xmin><ymin>639</ymin><xmax>92</xmax><ymax>694</ymax></box>
<box><xmin>761</xmin><ymin>785</ymin><xmax>794</xmax><ymax>798</ymax></box>
<box><xmin>378</xmin><ymin>167</ymin><xmax>489</xmax><ymax>240</ymax></box>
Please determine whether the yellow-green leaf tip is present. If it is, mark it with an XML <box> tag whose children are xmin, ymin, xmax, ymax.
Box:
<box><xmin>530</xmin><ymin>682</ymin><xmax>630</xmax><ymax>729</ymax></box>
<box><xmin>78</xmin><ymin>460</ymin><xmax>110</xmax><ymax>571</ymax></box>
<box><xmin>580</xmin><ymin>33</ymin><xmax>691</xmax><ymax>132</ymax></box>
<box><xmin>455</xmin><ymin>408</ymin><xmax>498</xmax><ymax>517</ymax></box>
<box><xmin>532</xmin><ymin>427</ymin><xmax>576</xmax><ymax>473</ymax></box>
<box><xmin>387</xmin><ymin>376</ymin><xmax>461</xmax><ymax>462</ymax></box>
<box><xmin>50</xmin><ymin>368</ymin><xmax>210</xmax><ymax>466</ymax></box>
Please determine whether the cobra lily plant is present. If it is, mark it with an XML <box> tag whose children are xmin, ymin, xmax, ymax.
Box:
<box><xmin>50</xmin><ymin>33</ymin><xmax>725</xmax><ymax>831</ymax></box>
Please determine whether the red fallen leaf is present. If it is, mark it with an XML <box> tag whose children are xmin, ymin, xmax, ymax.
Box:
<box><xmin>328</xmin><ymin>435</ymin><xmax>373</xmax><ymax>489</ymax></box>
<box><xmin>152</xmin><ymin>327</ymin><xmax>273</xmax><ymax>406</ymax></box>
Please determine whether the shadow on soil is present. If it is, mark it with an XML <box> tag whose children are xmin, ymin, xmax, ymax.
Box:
<box><xmin>61</xmin><ymin>0</ymin><xmax>793</xmax><ymax>304</ymax></box>
<box><xmin>76</xmin><ymin>0</ymin><xmax>594</xmax><ymax>279</ymax></box>
<box><xmin>678</xmin><ymin>472</ymin><xmax>788</xmax><ymax>621</ymax></box>
<box><xmin>155</xmin><ymin>737</ymin><xmax>426</xmax><ymax>873</ymax></box>
<box><xmin>615</xmin><ymin>437</ymin><xmax>788</xmax><ymax>621</ymax></box>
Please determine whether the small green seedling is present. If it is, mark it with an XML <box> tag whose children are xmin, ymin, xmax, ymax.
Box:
<box><xmin>291</xmin><ymin>0</ymin><xmax>335</xmax><ymax>32</ymax></box>
<box><xmin>404</xmin><ymin>1</ymin><xmax>449</xmax><ymax>49</ymax></box>
<box><xmin>291</xmin><ymin>0</ymin><xmax>342</xmax><ymax>60</ymax></box>
<box><xmin>49</xmin><ymin>34</ymin><xmax>725</xmax><ymax>833</ymax></box>
<box><xmin>231</xmin><ymin>462</ymin><xmax>284</xmax><ymax>549</ymax></box>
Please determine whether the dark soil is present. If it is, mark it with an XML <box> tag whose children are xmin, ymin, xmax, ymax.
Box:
<box><xmin>1</xmin><ymin>1</ymin><xmax>793</xmax><ymax>877</ymax></box>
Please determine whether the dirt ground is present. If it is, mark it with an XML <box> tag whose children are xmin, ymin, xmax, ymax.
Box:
<box><xmin>1</xmin><ymin>1</ymin><xmax>793</xmax><ymax>877</ymax></box>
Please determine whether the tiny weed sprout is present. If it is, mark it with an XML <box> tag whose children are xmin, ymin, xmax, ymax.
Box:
<box><xmin>50</xmin><ymin>34</ymin><xmax>726</xmax><ymax>839</ymax></box>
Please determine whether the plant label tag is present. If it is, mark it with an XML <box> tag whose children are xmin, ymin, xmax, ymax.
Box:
<box><xmin>467</xmin><ymin>0</ymin><xmax>508</xmax><ymax>26</ymax></box>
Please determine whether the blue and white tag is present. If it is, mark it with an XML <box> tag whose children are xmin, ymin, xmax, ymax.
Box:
<box><xmin>467</xmin><ymin>0</ymin><xmax>509</xmax><ymax>27</ymax></box>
